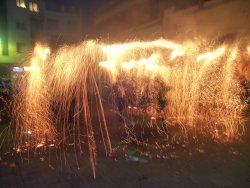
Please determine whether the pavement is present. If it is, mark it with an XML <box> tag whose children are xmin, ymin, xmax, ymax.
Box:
<box><xmin>1</xmin><ymin>107</ymin><xmax>250</xmax><ymax>188</ymax></box>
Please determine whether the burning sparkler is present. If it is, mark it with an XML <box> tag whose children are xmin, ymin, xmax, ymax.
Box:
<box><xmin>8</xmin><ymin>38</ymin><xmax>249</xmax><ymax>178</ymax></box>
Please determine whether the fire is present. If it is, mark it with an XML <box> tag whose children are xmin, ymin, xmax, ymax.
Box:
<box><xmin>98</xmin><ymin>39</ymin><xmax>245</xmax><ymax>138</ymax></box>
<box><xmin>247</xmin><ymin>46</ymin><xmax>250</xmax><ymax>55</ymax></box>
<box><xmin>170</xmin><ymin>48</ymin><xmax>185</xmax><ymax>60</ymax></box>
<box><xmin>196</xmin><ymin>46</ymin><xmax>226</xmax><ymax>63</ymax></box>
<box><xmin>10</xmin><ymin>39</ymin><xmax>248</xmax><ymax>178</ymax></box>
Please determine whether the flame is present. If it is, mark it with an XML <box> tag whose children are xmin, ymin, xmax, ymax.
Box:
<box><xmin>196</xmin><ymin>46</ymin><xmax>226</xmax><ymax>63</ymax></box>
<box><xmin>247</xmin><ymin>46</ymin><xmax>250</xmax><ymax>55</ymax></box>
<box><xmin>11</xmin><ymin>39</ymin><xmax>248</xmax><ymax>178</ymax></box>
<box><xmin>170</xmin><ymin>48</ymin><xmax>185</xmax><ymax>60</ymax></box>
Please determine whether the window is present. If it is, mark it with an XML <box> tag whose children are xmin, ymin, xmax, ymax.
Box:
<box><xmin>0</xmin><ymin>38</ymin><xmax>9</xmax><ymax>56</ymax></box>
<box><xmin>16</xmin><ymin>21</ymin><xmax>26</xmax><ymax>30</ymax></box>
<box><xmin>29</xmin><ymin>2</ymin><xmax>39</xmax><ymax>12</ymax></box>
<box><xmin>16</xmin><ymin>43</ymin><xmax>25</xmax><ymax>53</ymax></box>
<box><xmin>16</xmin><ymin>0</ymin><xmax>26</xmax><ymax>8</ymax></box>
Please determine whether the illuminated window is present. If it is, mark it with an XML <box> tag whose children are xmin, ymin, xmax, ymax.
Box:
<box><xmin>29</xmin><ymin>2</ymin><xmax>39</xmax><ymax>12</ymax></box>
<box><xmin>16</xmin><ymin>0</ymin><xmax>26</xmax><ymax>8</ymax></box>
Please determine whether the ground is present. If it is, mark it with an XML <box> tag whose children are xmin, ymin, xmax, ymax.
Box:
<box><xmin>1</xmin><ymin>107</ymin><xmax>250</xmax><ymax>188</ymax></box>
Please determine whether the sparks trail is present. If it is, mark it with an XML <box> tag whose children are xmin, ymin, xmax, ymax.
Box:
<box><xmin>100</xmin><ymin>39</ymin><xmax>246</xmax><ymax>137</ymax></box>
<box><xmin>6</xmin><ymin>38</ymin><xmax>249</xmax><ymax>177</ymax></box>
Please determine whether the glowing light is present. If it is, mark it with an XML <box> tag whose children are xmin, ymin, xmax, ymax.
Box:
<box><xmin>99</xmin><ymin>61</ymin><xmax>114</xmax><ymax>69</ymax></box>
<box><xmin>12</xmin><ymin>67</ymin><xmax>24</xmax><ymax>73</ymax></box>
<box><xmin>41</xmin><ymin>48</ymin><xmax>50</xmax><ymax>61</ymax></box>
<box><xmin>24</xmin><ymin>66</ymin><xmax>36</xmax><ymax>72</ymax></box>
<box><xmin>29</xmin><ymin>2</ymin><xmax>39</xmax><ymax>12</ymax></box>
<box><xmin>16</xmin><ymin>148</ymin><xmax>21</xmax><ymax>153</ymax></box>
<box><xmin>34</xmin><ymin>45</ymin><xmax>51</xmax><ymax>61</ymax></box>
<box><xmin>16</xmin><ymin>0</ymin><xmax>26</xmax><ymax>8</ymax></box>
<box><xmin>10</xmin><ymin>38</ymin><xmax>247</xmax><ymax>179</ymax></box>
<box><xmin>121</xmin><ymin>60</ymin><xmax>136</xmax><ymax>70</ymax></box>
<box><xmin>196</xmin><ymin>47</ymin><xmax>226</xmax><ymax>62</ymax></box>
<box><xmin>170</xmin><ymin>49</ymin><xmax>185</xmax><ymax>60</ymax></box>
<box><xmin>36</xmin><ymin>143</ymin><xmax>43</xmax><ymax>148</ymax></box>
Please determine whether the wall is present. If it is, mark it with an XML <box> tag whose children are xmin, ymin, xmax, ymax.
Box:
<box><xmin>94</xmin><ymin>0</ymin><xmax>250</xmax><ymax>42</ymax></box>
<box><xmin>94</xmin><ymin>0</ymin><xmax>164</xmax><ymax>41</ymax></box>
<box><xmin>0</xmin><ymin>0</ymin><xmax>31</xmax><ymax>64</ymax></box>
<box><xmin>162</xmin><ymin>0</ymin><xmax>250</xmax><ymax>41</ymax></box>
<box><xmin>43</xmin><ymin>7</ymin><xmax>83</xmax><ymax>48</ymax></box>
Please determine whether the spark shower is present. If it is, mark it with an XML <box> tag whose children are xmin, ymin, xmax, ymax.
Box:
<box><xmin>9</xmin><ymin>38</ymin><xmax>248</xmax><ymax>178</ymax></box>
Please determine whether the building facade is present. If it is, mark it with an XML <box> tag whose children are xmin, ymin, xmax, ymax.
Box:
<box><xmin>162</xmin><ymin>0</ymin><xmax>250</xmax><ymax>41</ymax></box>
<box><xmin>94</xmin><ymin>0</ymin><xmax>167</xmax><ymax>41</ymax></box>
<box><xmin>0</xmin><ymin>0</ymin><xmax>84</xmax><ymax>67</ymax></box>
<box><xmin>0</xmin><ymin>0</ymin><xmax>32</xmax><ymax>65</ymax></box>
<box><xmin>94</xmin><ymin>0</ymin><xmax>250</xmax><ymax>42</ymax></box>
<box><xmin>41</xmin><ymin>4</ymin><xmax>83</xmax><ymax>49</ymax></box>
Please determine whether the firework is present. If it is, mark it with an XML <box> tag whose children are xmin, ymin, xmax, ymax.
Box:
<box><xmin>9</xmin><ymin>38</ymin><xmax>248</xmax><ymax>177</ymax></box>
<box><xmin>100</xmin><ymin>39</ymin><xmax>246</xmax><ymax>136</ymax></box>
